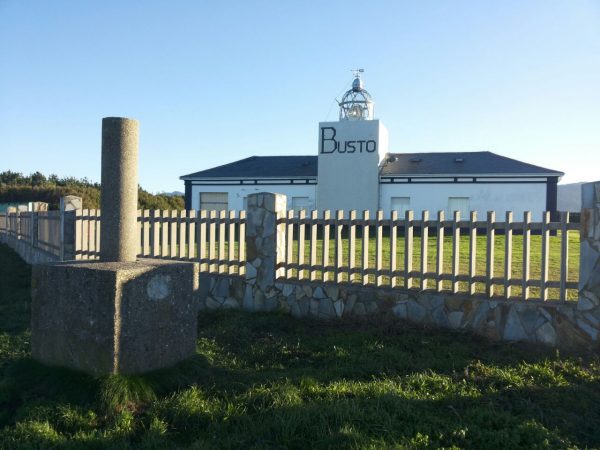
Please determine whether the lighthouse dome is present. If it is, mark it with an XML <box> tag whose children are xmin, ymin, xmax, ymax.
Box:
<box><xmin>339</xmin><ymin>71</ymin><xmax>374</xmax><ymax>121</ymax></box>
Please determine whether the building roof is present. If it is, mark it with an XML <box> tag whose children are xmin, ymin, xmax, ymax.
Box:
<box><xmin>379</xmin><ymin>151</ymin><xmax>563</xmax><ymax>177</ymax></box>
<box><xmin>181</xmin><ymin>151</ymin><xmax>563</xmax><ymax>180</ymax></box>
<box><xmin>180</xmin><ymin>156</ymin><xmax>318</xmax><ymax>180</ymax></box>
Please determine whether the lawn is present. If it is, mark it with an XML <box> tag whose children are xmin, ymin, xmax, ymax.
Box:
<box><xmin>180</xmin><ymin>229</ymin><xmax>580</xmax><ymax>301</ymax></box>
<box><xmin>285</xmin><ymin>230</ymin><xmax>580</xmax><ymax>301</ymax></box>
<box><xmin>1</xmin><ymin>243</ymin><xmax>599</xmax><ymax>449</ymax></box>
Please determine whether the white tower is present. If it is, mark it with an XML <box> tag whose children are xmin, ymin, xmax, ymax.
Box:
<box><xmin>317</xmin><ymin>71</ymin><xmax>389</xmax><ymax>213</ymax></box>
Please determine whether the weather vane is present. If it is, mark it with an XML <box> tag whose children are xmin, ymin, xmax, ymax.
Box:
<box><xmin>351</xmin><ymin>68</ymin><xmax>364</xmax><ymax>78</ymax></box>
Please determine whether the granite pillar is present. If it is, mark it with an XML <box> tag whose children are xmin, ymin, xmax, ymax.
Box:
<box><xmin>100</xmin><ymin>117</ymin><xmax>139</xmax><ymax>262</ymax></box>
<box><xmin>31</xmin><ymin>118</ymin><xmax>199</xmax><ymax>375</ymax></box>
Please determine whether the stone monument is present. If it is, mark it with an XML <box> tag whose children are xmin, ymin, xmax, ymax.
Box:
<box><xmin>31</xmin><ymin>117</ymin><xmax>199</xmax><ymax>375</ymax></box>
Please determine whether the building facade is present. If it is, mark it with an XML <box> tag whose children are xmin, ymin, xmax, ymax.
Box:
<box><xmin>182</xmin><ymin>74</ymin><xmax>562</xmax><ymax>219</ymax></box>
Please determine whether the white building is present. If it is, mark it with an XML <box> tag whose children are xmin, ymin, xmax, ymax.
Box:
<box><xmin>181</xmin><ymin>73</ymin><xmax>562</xmax><ymax>219</ymax></box>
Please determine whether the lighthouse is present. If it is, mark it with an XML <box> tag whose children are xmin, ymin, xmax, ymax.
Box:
<box><xmin>316</xmin><ymin>70</ymin><xmax>389</xmax><ymax>213</ymax></box>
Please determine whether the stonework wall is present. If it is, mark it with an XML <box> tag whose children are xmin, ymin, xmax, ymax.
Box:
<box><xmin>198</xmin><ymin>277</ymin><xmax>599</xmax><ymax>350</ymax></box>
<box><xmin>195</xmin><ymin>190</ymin><xmax>600</xmax><ymax>350</ymax></box>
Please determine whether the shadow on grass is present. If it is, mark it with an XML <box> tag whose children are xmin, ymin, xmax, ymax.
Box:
<box><xmin>1</xmin><ymin>243</ymin><xmax>599</xmax><ymax>448</ymax></box>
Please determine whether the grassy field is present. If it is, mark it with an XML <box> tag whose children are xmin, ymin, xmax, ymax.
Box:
<box><xmin>196</xmin><ymin>229</ymin><xmax>580</xmax><ymax>300</ymax></box>
<box><xmin>1</xmin><ymin>243</ymin><xmax>599</xmax><ymax>449</ymax></box>
<box><xmin>283</xmin><ymin>230</ymin><xmax>580</xmax><ymax>300</ymax></box>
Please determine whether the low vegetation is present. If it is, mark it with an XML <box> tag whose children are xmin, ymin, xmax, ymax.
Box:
<box><xmin>0</xmin><ymin>170</ymin><xmax>184</xmax><ymax>210</ymax></box>
<box><xmin>0</xmin><ymin>243</ymin><xmax>599</xmax><ymax>449</ymax></box>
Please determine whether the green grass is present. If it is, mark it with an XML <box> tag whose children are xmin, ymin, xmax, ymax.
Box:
<box><xmin>286</xmin><ymin>231</ymin><xmax>580</xmax><ymax>301</ymax></box>
<box><xmin>1</xmin><ymin>243</ymin><xmax>599</xmax><ymax>449</ymax></box>
<box><xmin>161</xmin><ymin>229</ymin><xmax>580</xmax><ymax>301</ymax></box>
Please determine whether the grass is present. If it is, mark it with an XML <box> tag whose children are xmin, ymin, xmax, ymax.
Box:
<box><xmin>277</xmin><ymin>227</ymin><xmax>579</xmax><ymax>302</ymax></box>
<box><xmin>174</xmin><ymin>229</ymin><xmax>580</xmax><ymax>301</ymax></box>
<box><xmin>1</xmin><ymin>243</ymin><xmax>600</xmax><ymax>449</ymax></box>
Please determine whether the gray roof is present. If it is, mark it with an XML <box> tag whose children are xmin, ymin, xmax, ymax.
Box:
<box><xmin>180</xmin><ymin>156</ymin><xmax>318</xmax><ymax>179</ymax></box>
<box><xmin>181</xmin><ymin>151</ymin><xmax>563</xmax><ymax>180</ymax></box>
<box><xmin>380</xmin><ymin>151</ymin><xmax>563</xmax><ymax>177</ymax></box>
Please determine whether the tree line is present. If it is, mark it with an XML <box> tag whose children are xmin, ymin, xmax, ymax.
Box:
<box><xmin>0</xmin><ymin>171</ymin><xmax>184</xmax><ymax>210</ymax></box>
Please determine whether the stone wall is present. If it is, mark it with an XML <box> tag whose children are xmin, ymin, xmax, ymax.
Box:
<box><xmin>198</xmin><ymin>276</ymin><xmax>599</xmax><ymax>349</ymax></box>
<box><xmin>195</xmin><ymin>190</ymin><xmax>600</xmax><ymax>350</ymax></box>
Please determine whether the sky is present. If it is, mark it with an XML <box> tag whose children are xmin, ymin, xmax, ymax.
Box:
<box><xmin>1</xmin><ymin>0</ymin><xmax>599</xmax><ymax>193</ymax></box>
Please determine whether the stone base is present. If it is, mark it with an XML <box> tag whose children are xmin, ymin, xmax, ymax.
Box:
<box><xmin>31</xmin><ymin>259</ymin><xmax>199</xmax><ymax>375</ymax></box>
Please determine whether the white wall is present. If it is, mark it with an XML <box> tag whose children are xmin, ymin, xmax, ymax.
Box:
<box><xmin>379</xmin><ymin>182</ymin><xmax>548</xmax><ymax>220</ymax></box>
<box><xmin>317</xmin><ymin>120</ymin><xmax>388</xmax><ymax>214</ymax></box>
<box><xmin>190</xmin><ymin>183</ymin><xmax>316</xmax><ymax>211</ymax></box>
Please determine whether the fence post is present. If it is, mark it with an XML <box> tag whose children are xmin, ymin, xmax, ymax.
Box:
<box><xmin>244</xmin><ymin>193</ymin><xmax>287</xmax><ymax>310</ymax></box>
<box><xmin>579</xmin><ymin>182</ymin><xmax>600</xmax><ymax>311</ymax></box>
<box><xmin>60</xmin><ymin>196</ymin><xmax>82</xmax><ymax>261</ymax></box>
<box><xmin>31</xmin><ymin>212</ymin><xmax>39</xmax><ymax>249</ymax></box>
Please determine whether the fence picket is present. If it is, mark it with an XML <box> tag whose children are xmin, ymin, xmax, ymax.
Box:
<box><xmin>179</xmin><ymin>210</ymin><xmax>187</xmax><ymax>259</ymax></box>
<box><xmin>451</xmin><ymin>211</ymin><xmax>460</xmax><ymax>293</ymax></box>
<box><xmin>522</xmin><ymin>211</ymin><xmax>531</xmax><ymax>300</ymax></box>
<box><xmin>504</xmin><ymin>211</ymin><xmax>513</xmax><ymax>298</ymax></box>
<box><xmin>209</xmin><ymin>210</ymin><xmax>217</xmax><ymax>273</ymax></box>
<box><xmin>541</xmin><ymin>211</ymin><xmax>550</xmax><ymax>301</ymax></box>
<box><xmin>229</xmin><ymin>210</ymin><xmax>236</xmax><ymax>275</ymax></box>
<box><xmin>560</xmin><ymin>211</ymin><xmax>569</xmax><ymax>302</ymax></box>
<box><xmin>239</xmin><ymin>210</ymin><xmax>246</xmax><ymax>275</ymax></box>
<box><xmin>96</xmin><ymin>210</ymin><xmax>101</xmax><ymax>260</ymax></box>
<box><xmin>362</xmin><ymin>210</ymin><xmax>370</xmax><ymax>285</ymax></box>
<box><xmin>198</xmin><ymin>211</ymin><xmax>207</xmax><ymax>271</ymax></box>
<box><xmin>161</xmin><ymin>210</ymin><xmax>169</xmax><ymax>258</ymax></box>
<box><xmin>142</xmin><ymin>210</ymin><xmax>150</xmax><ymax>256</ymax></box>
<box><xmin>404</xmin><ymin>210</ymin><xmax>414</xmax><ymax>289</ymax></box>
<box><xmin>335</xmin><ymin>210</ymin><xmax>344</xmax><ymax>283</ymax></box>
<box><xmin>322</xmin><ymin>210</ymin><xmax>331</xmax><ymax>282</ymax></box>
<box><xmin>188</xmin><ymin>210</ymin><xmax>196</xmax><ymax>261</ymax></box>
<box><xmin>152</xmin><ymin>210</ymin><xmax>160</xmax><ymax>257</ymax></box>
<box><xmin>286</xmin><ymin>210</ymin><xmax>295</xmax><ymax>279</ymax></box>
<box><xmin>170</xmin><ymin>210</ymin><xmax>178</xmax><ymax>258</ymax></box>
<box><xmin>469</xmin><ymin>211</ymin><xmax>477</xmax><ymax>295</ymax></box>
<box><xmin>74</xmin><ymin>210</ymin><xmax>82</xmax><ymax>259</ymax></box>
<box><xmin>390</xmin><ymin>211</ymin><xmax>398</xmax><ymax>288</ymax></box>
<box><xmin>486</xmin><ymin>211</ymin><xmax>495</xmax><ymax>297</ymax></box>
<box><xmin>298</xmin><ymin>210</ymin><xmax>306</xmax><ymax>280</ymax></box>
<box><xmin>348</xmin><ymin>210</ymin><xmax>357</xmax><ymax>283</ymax></box>
<box><xmin>376</xmin><ymin>210</ymin><xmax>384</xmax><ymax>286</ymax></box>
<box><xmin>82</xmin><ymin>209</ymin><xmax>90</xmax><ymax>260</ymax></box>
<box><xmin>310</xmin><ymin>210</ymin><xmax>318</xmax><ymax>281</ymax></box>
<box><xmin>436</xmin><ymin>211</ymin><xmax>444</xmax><ymax>291</ymax></box>
<box><xmin>219</xmin><ymin>210</ymin><xmax>226</xmax><ymax>273</ymax></box>
<box><xmin>419</xmin><ymin>211</ymin><xmax>428</xmax><ymax>290</ymax></box>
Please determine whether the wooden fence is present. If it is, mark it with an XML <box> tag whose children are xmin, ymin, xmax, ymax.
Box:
<box><xmin>0</xmin><ymin>208</ymin><xmax>580</xmax><ymax>302</ymax></box>
<box><xmin>75</xmin><ymin>209</ymin><xmax>246</xmax><ymax>275</ymax></box>
<box><xmin>278</xmin><ymin>210</ymin><xmax>579</xmax><ymax>302</ymax></box>
<box><xmin>0</xmin><ymin>211</ymin><xmax>63</xmax><ymax>258</ymax></box>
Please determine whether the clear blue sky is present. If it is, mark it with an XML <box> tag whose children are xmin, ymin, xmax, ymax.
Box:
<box><xmin>1</xmin><ymin>0</ymin><xmax>599</xmax><ymax>193</ymax></box>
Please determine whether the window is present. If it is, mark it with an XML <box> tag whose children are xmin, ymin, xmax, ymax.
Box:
<box><xmin>447</xmin><ymin>197</ymin><xmax>470</xmax><ymax>218</ymax></box>
<box><xmin>291</xmin><ymin>196</ymin><xmax>311</xmax><ymax>214</ymax></box>
<box><xmin>199</xmin><ymin>192</ymin><xmax>228</xmax><ymax>211</ymax></box>
<box><xmin>391</xmin><ymin>197</ymin><xmax>411</xmax><ymax>217</ymax></box>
